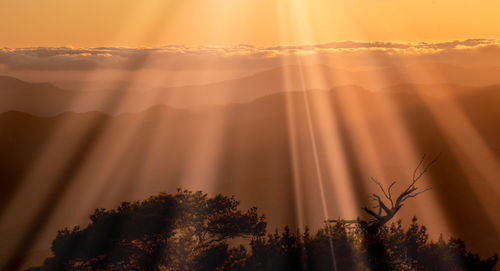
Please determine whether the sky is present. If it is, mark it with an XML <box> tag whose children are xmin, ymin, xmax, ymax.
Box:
<box><xmin>1</xmin><ymin>1</ymin><xmax>500</xmax><ymax>269</ymax></box>
<box><xmin>1</xmin><ymin>0</ymin><xmax>500</xmax><ymax>47</ymax></box>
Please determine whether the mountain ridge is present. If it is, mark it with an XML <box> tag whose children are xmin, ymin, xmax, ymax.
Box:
<box><xmin>3</xmin><ymin>63</ymin><xmax>500</xmax><ymax>115</ymax></box>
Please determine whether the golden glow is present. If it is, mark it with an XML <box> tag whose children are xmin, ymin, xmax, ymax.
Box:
<box><xmin>1</xmin><ymin>0</ymin><xmax>500</xmax><ymax>270</ymax></box>
<box><xmin>1</xmin><ymin>0</ymin><xmax>500</xmax><ymax>47</ymax></box>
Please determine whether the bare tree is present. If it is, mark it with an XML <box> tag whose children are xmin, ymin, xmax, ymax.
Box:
<box><xmin>328</xmin><ymin>154</ymin><xmax>439</xmax><ymax>231</ymax></box>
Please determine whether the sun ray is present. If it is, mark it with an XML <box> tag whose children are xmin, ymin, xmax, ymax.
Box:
<box><xmin>1</xmin><ymin>1</ymin><xmax>500</xmax><ymax>270</ymax></box>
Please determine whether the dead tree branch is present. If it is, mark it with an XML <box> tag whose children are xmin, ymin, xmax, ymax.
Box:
<box><xmin>327</xmin><ymin>154</ymin><xmax>440</xmax><ymax>231</ymax></box>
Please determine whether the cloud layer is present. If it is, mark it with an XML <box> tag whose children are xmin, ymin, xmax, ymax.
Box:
<box><xmin>1</xmin><ymin>39</ymin><xmax>499</xmax><ymax>72</ymax></box>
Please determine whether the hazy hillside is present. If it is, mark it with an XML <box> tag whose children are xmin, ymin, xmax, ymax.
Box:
<box><xmin>0</xmin><ymin>84</ymin><xmax>499</xmax><ymax>268</ymax></box>
<box><xmin>2</xmin><ymin>64</ymin><xmax>500</xmax><ymax>115</ymax></box>
<box><xmin>0</xmin><ymin>76</ymin><xmax>75</xmax><ymax>116</ymax></box>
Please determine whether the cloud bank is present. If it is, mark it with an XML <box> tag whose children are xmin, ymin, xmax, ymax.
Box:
<box><xmin>1</xmin><ymin>39</ymin><xmax>499</xmax><ymax>72</ymax></box>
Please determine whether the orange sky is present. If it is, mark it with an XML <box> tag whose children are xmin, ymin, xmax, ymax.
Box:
<box><xmin>1</xmin><ymin>0</ymin><xmax>499</xmax><ymax>47</ymax></box>
<box><xmin>2</xmin><ymin>1</ymin><xmax>500</xmax><ymax>269</ymax></box>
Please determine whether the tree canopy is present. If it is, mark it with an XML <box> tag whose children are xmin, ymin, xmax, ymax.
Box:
<box><xmin>31</xmin><ymin>189</ymin><xmax>265</xmax><ymax>271</ymax></box>
<box><xmin>29</xmin><ymin>189</ymin><xmax>497</xmax><ymax>271</ymax></box>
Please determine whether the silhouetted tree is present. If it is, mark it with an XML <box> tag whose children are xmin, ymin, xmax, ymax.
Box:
<box><xmin>329</xmin><ymin>155</ymin><xmax>440</xmax><ymax>233</ymax></box>
<box><xmin>29</xmin><ymin>187</ymin><xmax>497</xmax><ymax>271</ymax></box>
<box><xmin>31</xmin><ymin>189</ymin><xmax>265</xmax><ymax>271</ymax></box>
<box><xmin>244</xmin><ymin>218</ymin><xmax>497</xmax><ymax>271</ymax></box>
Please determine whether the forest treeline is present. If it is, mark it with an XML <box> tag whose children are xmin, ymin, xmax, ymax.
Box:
<box><xmin>28</xmin><ymin>189</ymin><xmax>497</xmax><ymax>271</ymax></box>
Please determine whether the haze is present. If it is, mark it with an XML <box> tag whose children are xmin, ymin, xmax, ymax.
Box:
<box><xmin>0</xmin><ymin>0</ymin><xmax>499</xmax><ymax>270</ymax></box>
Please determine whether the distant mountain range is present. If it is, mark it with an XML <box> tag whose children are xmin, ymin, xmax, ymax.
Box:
<box><xmin>2</xmin><ymin>64</ymin><xmax>500</xmax><ymax>115</ymax></box>
<box><xmin>0</xmin><ymin>78</ymin><xmax>499</xmax><ymax>268</ymax></box>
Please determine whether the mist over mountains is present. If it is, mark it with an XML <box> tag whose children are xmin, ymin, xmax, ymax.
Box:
<box><xmin>2</xmin><ymin>0</ymin><xmax>500</xmax><ymax>266</ymax></box>
<box><xmin>0</xmin><ymin>67</ymin><xmax>499</xmax><ymax>269</ymax></box>
<box><xmin>2</xmin><ymin>64</ymin><xmax>500</xmax><ymax>116</ymax></box>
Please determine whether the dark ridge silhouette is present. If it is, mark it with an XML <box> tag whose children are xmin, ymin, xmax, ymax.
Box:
<box><xmin>330</xmin><ymin>88</ymin><xmax>372</xmax><ymax>208</ymax></box>
<box><xmin>453</xmin><ymin>85</ymin><xmax>500</xmax><ymax>155</ymax></box>
<box><xmin>389</xmin><ymin>89</ymin><xmax>500</xmax><ymax>258</ymax></box>
<box><xmin>360</xmin><ymin>54</ymin><xmax>500</xmax><ymax>257</ymax></box>
<box><xmin>1</xmin><ymin>84</ymin><xmax>500</xmax><ymax>268</ymax></box>
<box><xmin>0</xmin><ymin>111</ymin><xmax>56</xmax><ymax>213</ymax></box>
<box><xmin>2</xmin><ymin>97</ymin><xmax>121</xmax><ymax>270</ymax></box>
<box><xmin>27</xmin><ymin>190</ymin><xmax>498</xmax><ymax>271</ymax></box>
<box><xmin>2</xmin><ymin>47</ymin><xmax>174</xmax><ymax>271</ymax></box>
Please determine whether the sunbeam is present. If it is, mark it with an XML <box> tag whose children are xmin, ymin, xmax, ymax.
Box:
<box><xmin>1</xmin><ymin>0</ymin><xmax>499</xmax><ymax>270</ymax></box>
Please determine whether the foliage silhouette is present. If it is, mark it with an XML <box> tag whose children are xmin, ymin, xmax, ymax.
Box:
<box><xmin>29</xmin><ymin>189</ymin><xmax>265</xmax><ymax>271</ymax></box>
<box><xmin>242</xmin><ymin>218</ymin><xmax>498</xmax><ymax>271</ymax></box>
<box><xmin>29</xmin><ymin>189</ymin><xmax>497</xmax><ymax>271</ymax></box>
